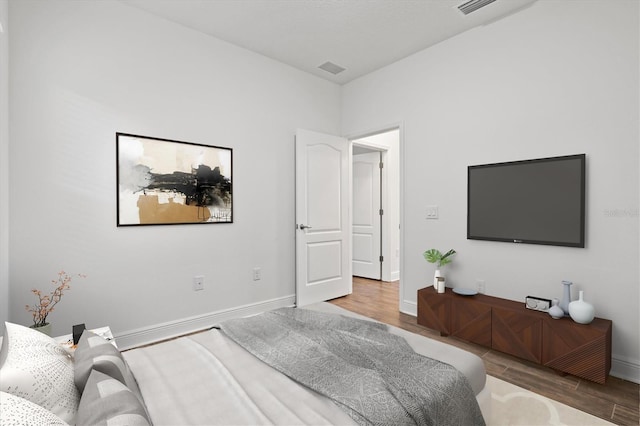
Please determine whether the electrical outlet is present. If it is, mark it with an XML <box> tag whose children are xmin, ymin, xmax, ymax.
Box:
<box><xmin>476</xmin><ymin>279</ymin><xmax>485</xmax><ymax>294</ymax></box>
<box><xmin>253</xmin><ymin>267</ymin><xmax>261</xmax><ymax>281</ymax></box>
<box><xmin>193</xmin><ymin>275</ymin><xmax>205</xmax><ymax>291</ymax></box>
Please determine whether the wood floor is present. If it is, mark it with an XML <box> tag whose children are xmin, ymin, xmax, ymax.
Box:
<box><xmin>329</xmin><ymin>277</ymin><xmax>640</xmax><ymax>426</ymax></box>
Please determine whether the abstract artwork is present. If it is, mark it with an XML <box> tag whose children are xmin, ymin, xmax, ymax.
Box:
<box><xmin>116</xmin><ymin>133</ymin><xmax>232</xmax><ymax>226</ymax></box>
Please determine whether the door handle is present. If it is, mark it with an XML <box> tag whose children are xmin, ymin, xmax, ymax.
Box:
<box><xmin>299</xmin><ymin>224</ymin><xmax>312</xmax><ymax>230</ymax></box>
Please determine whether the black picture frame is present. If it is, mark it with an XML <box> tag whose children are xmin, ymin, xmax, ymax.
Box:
<box><xmin>116</xmin><ymin>133</ymin><xmax>233</xmax><ymax>226</ymax></box>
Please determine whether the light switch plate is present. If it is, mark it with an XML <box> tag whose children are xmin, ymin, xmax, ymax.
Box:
<box><xmin>426</xmin><ymin>205</ymin><xmax>439</xmax><ymax>219</ymax></box>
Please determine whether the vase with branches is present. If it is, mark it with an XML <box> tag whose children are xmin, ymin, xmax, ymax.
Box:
<box><xmin>25</xmin><ymin>270</ymin><xmax>85</xmax><ymax>332</ymax></box>
<box><xmin>423</xmin><ymin>249</ymin><xmax>456</xmax><ymax>288</ymax></box>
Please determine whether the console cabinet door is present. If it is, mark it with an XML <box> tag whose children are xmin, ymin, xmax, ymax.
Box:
<box><xmin>492</xmin><ymin>307</ymin><xmax>542</xmax><ymax>363</ymax></box>
<box><xmin>451</xmin><ymin>297</ymin><xmax>491</xmax><ymax>347</ymax></box>
<box><xmin>417</xmin><ymin>288</ymin><xmax>451</xmax><ymax>335</ymax></box>
<box><xmin>542</xmin><ymin>318</ymin><xmax>611</xmax><ymax>384</ymax></box>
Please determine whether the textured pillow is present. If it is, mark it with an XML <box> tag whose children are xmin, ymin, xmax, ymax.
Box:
<box><xmin>76</xmin><ymin>370</ymin><xmax>151</xmax><ymax>426</ymax></box>
<box><xmin>0</xmin><ymin>322</ymin><xmax>79</xmax><ymax>424</ymax></box>
<box><xmin>74</xmin><ymin>330</ymin><xmax>143</xmax><ymax>403</ymax></box>
<box><xmin>0</xmin><ymin>391</ymin><xmax>69</xmax><ymax>426</ymax></box>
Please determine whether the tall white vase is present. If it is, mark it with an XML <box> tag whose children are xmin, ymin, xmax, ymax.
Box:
<box><xmin>559</xmin><ymin>280</ymin><xmax>573</xmax><ymax>316</ymax></box>
<box><xmin>433</xmin><ymin>268</ymin><xmax>441</xmax><ymax>289</ymax></box>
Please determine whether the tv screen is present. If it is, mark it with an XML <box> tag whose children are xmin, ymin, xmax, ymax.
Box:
<box><xmin>467</xmin><ymin>154</ymin><xmax>585</xmax><ymax>247</ymax></box>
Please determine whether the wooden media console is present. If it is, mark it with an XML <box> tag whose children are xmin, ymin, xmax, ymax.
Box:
<box><xmin>417</xmin><ymin>286</ymin><xmax>612</xmax><ymax>384</ymax></box>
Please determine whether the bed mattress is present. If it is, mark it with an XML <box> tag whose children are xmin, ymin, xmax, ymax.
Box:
<box><xmin>123</xmin><ymin>302</ymin><xmax>489</xmax><ymax>425</ymax></box>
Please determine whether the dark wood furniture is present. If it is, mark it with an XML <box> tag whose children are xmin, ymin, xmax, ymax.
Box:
<box><xmin>417</xmin><ymin>286</ymin><xmax>612</xmax><ymax>384</ymax></box>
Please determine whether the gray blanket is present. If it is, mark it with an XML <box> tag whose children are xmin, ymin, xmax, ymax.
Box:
<box><xmin>219</xmin><ymin>307</ymin><xmax>485</xmax><ymax>426</ymax></box>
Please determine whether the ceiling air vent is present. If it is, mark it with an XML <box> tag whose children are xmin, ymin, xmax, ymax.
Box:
<box><xmin>318</xmin><ymin>61</ymin><xmax>346</xmax><ymax>75</ymax></box>
<box><xmin>457</xmin><ymin>0</ymin><xmax>497</xmax><ymax>15</ymax></box>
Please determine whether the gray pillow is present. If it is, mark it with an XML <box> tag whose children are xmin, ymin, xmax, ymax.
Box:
<box><xmin>76</xmin><ymin>370</ymin><xmax>150</xmax><ymax>426</ymax></box>
<box><xmin>73</xmin><ymin>330</ymin><xmax>142</xmax><ymax>402</ymax></box>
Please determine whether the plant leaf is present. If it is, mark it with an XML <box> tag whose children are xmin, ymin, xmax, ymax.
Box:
<box><xmin>423</xmin><ymin>249</ymin><xmax>442</xmax><ymax>263</ymax></box>
<box><xmin>441</xmin><ymin>249</ymin><xmax>456</xmax><ymax>261</ymax></box>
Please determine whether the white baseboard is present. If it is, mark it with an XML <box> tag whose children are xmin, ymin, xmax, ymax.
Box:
<box><xmin>399</xmin><ymin>298</ymin><xmax>639</xmax><ymax>384</ymax></box>
<box><xmin>115</xmin><ymin>294</ymin><xmax>296</xmax><ymax>351</ymax></box>
<box><xmin>400</xmin><ymin>299</ymin><xmax>417</xmax><ymax>317</ymax></box>
<box><xmin>610</xmin><ymin>355</ymin><xmax>640</xmax><ymax>384</ymax></box>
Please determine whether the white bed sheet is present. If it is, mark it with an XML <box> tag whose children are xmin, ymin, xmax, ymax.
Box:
<box><xmin>123</xmin><ymin>303</ymin><xmax>489</xmax><ymax>425</ymax></box>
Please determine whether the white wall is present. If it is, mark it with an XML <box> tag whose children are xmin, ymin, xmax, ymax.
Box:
<box><xmin>8</xmin><ymin>1</ymin><xmax>341</xmax><ymax>341</ymax></box>
<box><xmin>342</xmin><ymin>0</ymin><xmax>639</xmax><ymax>381</ymax></box>
<box><xmin>0</xmin><ymin>0</ymin><xmax>8</xmax><ymax>328</ymax></box>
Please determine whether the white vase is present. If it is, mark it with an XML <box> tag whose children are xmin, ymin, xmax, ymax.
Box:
<box><xmin>433</xmin><ymin>267</ymin><xmax>441</xmax><ymax>289</ymax></box>
<box><xmin>569</xmin><ymin>291</ymin><xmax>595</xmax><ymax>324</ymax></box>
<box><xmin>559</xmin><ymin>280</ymin><xmax>573</xmax><ymax>315</ymax></box>
<box><xmin>548</xmin><ymin>298</ymin><xmax>564</xmax><ymax>319</ymax></box>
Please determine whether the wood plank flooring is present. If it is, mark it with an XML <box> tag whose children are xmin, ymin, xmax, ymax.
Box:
<box><xmin>329</xmin><ymin>277</ymin><xmax>640</xmax><ymax>426</ymax></box>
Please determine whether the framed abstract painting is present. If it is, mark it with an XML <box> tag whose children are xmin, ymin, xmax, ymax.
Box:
<box><xmin>116</xmin><ymin>133</ymin><xmax>233</xmax><ymax>226</ymax></box>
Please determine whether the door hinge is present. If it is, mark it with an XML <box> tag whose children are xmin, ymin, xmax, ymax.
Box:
<box><xmin>379</xmin><ymin>162</ymin><xmax>384</xmax><ymax>169</ymax></box>
<box><xmin>379</xmin><ymin>255</ymin><xmax>384</xmax><ymax>262</ymax></box>
<box><xmin>379</xmin><ymin>208</ymin><xmax>384</xmax><ymax>215</ymax></box>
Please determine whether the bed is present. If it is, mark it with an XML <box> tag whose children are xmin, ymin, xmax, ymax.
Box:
<box><xmin>0</xmin><ymin>303</ymin><xmax>490</xmax><ymax>425</ymax></box>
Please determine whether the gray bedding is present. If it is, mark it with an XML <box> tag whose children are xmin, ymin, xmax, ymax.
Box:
<box><xmin>219</xmin><ymin>307</ymin><xmax>485</xmax><ymax>426</ymax></box>
<box><xmin>123</xmin><ymin>303</ymin><xmax>489</xmax><ymax>425</ymax></box>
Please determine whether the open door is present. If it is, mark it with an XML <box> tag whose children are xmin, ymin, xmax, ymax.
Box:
<box><xmin>295</xmin><ymin>129</ymin><xmax>352</xmax><ymax>306</ymax></box>
<box><xmin>352</xmin><ymin>151</ymin><xmax>382</xmax><ymax>279</ymax></box>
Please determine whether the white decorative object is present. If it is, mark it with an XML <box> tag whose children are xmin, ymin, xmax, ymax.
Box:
<box><xmin>568</xmin><ymin>291</ymin><xmax>595</xmax><ymax>324</ymax></box>
<box><xmin>0</xmin><ymin>322</ymin><xmax>79</xmax><ymax>424</ymax></box>
<box><xmin>548</xmin><ymin>298</ymin><xmax>564</xmax><ymax>319</ymax></box>
<box><xmin>559</xmin><ymin>280</ymin><xmax>573</xmax><ymax>315</ymax></box>
<box><xmin>424</xmin><ymin>249</ymin><xmax>455</xmax><ymax>289</ymax></box>
<box><xmin>437</xmin><ymin>277</ymin><xmax>445</xmax><ymax>294</ymax></box>
<box><xmin>452</xmin><ymin>288</ymin><xmax>478</xmax><ymax>296</ymax></box>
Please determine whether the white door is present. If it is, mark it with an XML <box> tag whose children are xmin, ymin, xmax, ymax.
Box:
<box><xmin>295</xmin><ymin>129</ymin><xmax>352</xmax><ymax>307</ymax></box>
<box><xmin>352</xmin><ymin>152</ymin><xmax>381</xmax><ymax>279</ymax></box>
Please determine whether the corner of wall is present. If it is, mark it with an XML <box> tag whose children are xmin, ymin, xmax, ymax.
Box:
<box><xmin>0</xmin><ymin>0</ymin><xmax>10</xmax><ymax>331</ymax></box>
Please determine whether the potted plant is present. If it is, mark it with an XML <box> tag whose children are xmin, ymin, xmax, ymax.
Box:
<box><xmin>423</xmin><ymin>249</ymin><xmax>456</xmax><ymax>288</ymax></box>
<box><xmin>25</xmin><ymin>270</ymin><xmax>85</xmax><ymax>335</ymax></box>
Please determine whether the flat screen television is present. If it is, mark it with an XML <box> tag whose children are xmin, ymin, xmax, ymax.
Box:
<box><xmin>467</xmin><ymin>154</ymin><xmax>585</xmax><ymax>248</ymax></box>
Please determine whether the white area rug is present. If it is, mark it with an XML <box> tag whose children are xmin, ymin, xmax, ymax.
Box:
<box><xmin>488</xmin><ymin>375</ymin><xmax>614</xmax><ymax>425</ymax></box>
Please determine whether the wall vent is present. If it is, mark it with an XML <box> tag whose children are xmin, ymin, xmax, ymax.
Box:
<box><xmin>318</xmin><ymin>61</ymin><xmax>346</xmax><ymax>75</ymax></box>
<box><xmin>457</xmin><ymin>0</ymin><xmax>497</xmax><ymax>15</ymax></box>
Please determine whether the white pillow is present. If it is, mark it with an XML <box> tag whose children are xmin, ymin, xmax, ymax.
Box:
<box><xmin>0</xmin><ymin>391</ymin><xmax>69</xmax><ymax>426</ymax></box>
<box><xmin>0</xmin><ymin>322</ymin><xmax>80</xmax><ymax>424</ymax></box>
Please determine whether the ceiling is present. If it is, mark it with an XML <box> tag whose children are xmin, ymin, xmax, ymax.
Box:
<box><xmin>121</xmin><ymin>0</ymin><xmax>538</xmax><ymax>85</ymax></box>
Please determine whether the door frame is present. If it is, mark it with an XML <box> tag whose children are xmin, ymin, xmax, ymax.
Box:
<box><xmin>345</xmin><ymin>122</ymin><xmax>408</xmax><ymax>314</ymax></box>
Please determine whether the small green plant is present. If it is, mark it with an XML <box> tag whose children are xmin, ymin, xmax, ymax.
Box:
<box><xmin>423</xmin><ymin>249</ymin><xmax>456</xmax><ymax>267</ymax></box>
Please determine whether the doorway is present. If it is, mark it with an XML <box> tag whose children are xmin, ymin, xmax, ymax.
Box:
<box><xmin>352</xmin><ymin>149</ymin><xmax>382</xmax><ymax>279</ymax></box>
<box><xmin>294</xmin><ymin>127</ymin><xmax>401</xmax><ymax>308</ymax></box>
<box><xmin>351</xmin><ymin>128</ymin><xmax>400</xmax><ymax>283</ymax></box>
